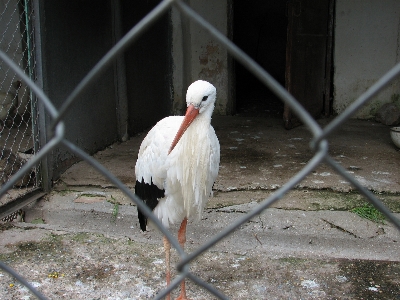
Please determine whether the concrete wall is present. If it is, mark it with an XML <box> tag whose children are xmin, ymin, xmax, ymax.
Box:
<box><xmin>172</xmin><ymin>1</ymin><xmax>400</xmax><ymax>119</ymax></box>
<box><xmin>39</xmin><ymin>0</ymin><xmax>118</xmax><ymax>178</ymax></box>
<box><xmin>0</xmin><ymin>0</ymin><xmax>23</xmax><ymax>89</ymax></box>
<box><xmin>334</xmin><ymin>0</ymin><xmax>400</xmax><ymax>118</ymax></box>
<box><xmin>0</xmin><ymin>0</ymin><xmax>30</xmax><ymax>117</ymax></box>
<box><xmin>171</xmin><ymin>0</ymin><xmax>232</xmax><ymax>115</ymax></box>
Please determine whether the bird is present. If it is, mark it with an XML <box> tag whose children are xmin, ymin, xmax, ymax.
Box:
<box><xmin>135</xmin><ymin>80</ymin><xmax>220</xmax><ymax>300</ymax></box>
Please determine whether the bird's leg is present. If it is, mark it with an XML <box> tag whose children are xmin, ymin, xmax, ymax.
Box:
<box><xmin>163</xmin><ymin>236</ymin><xmax>171</xmax><ymax>300</ymax></box>
<box><xmin>176</xmin><ymin>217</ymin><xmax>188</xmax><ymax>300</ymax></box>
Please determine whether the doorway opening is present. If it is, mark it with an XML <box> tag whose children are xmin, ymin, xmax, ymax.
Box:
<box><xmin>233</xmin><ymin>1</ymin><xmax>287</xmax><ymax>118</ymax></box>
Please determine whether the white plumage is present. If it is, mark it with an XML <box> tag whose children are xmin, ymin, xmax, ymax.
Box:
<box><xmin>134</xmin><ymin>80</ymin><xmax>220</xmax><ymax>300</ymax></box>
<box><xmin>136</xmin><ymin>115</ymin><xmax>219</xmax><ymax>227</ymax></box>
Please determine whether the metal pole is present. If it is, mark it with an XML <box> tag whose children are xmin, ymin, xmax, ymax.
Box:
<box><xmin>111</xmin><ymin>0</ymin><xmax>129</xmax><ymax>142</ymax></box>
<box><xmin>32</xmin><ymin>0</ymin><xmax>51</xmax><ymax>191</ymax></box>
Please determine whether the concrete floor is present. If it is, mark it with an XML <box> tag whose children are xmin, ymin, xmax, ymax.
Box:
<box><xmin>60</xmin><ymin>115</ymin><xmax>400</xmax><ymax>193</ymax></box>
<box><xmin>1</xmin><ymin>115</ymin><xmax>400</xmax><ymax>299</ymax></box>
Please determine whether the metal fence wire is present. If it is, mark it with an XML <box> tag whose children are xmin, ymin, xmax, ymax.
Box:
<box><xmin>0</xmin><ymin>0</ymin><xmax>41</xmax><ymax>222</ymax></box>
<box><xmin>1</xmin><ymin>0</ymin><xmax>400</xmax><ymax>299</ymax></box>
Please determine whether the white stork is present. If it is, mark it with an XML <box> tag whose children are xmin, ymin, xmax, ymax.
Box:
<box><xmin>135</xmin><ymin>80</ymin><xmax>220</xmax><ymax>300</ymax></box>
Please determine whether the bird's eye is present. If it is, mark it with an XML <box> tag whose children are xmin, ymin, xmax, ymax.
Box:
<box><xmin>202</xmin><ymin>96</ymin><xmax>208</xmax><ymax>102</ymax></box>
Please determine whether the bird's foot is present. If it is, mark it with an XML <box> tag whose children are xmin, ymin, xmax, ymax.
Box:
<box><xmin>175</xmin><ymin>296</ymin><xmax>190</xmax><ymax>300</ymax></box>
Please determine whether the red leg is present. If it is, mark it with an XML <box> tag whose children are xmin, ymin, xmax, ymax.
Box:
<box><xmin>176</xmin><ymin>217</ymin><xmax>188</xmax><ymax>300</ymax></box>
<box><xmin>163</xmin><ymin>236</ymin><xmax>171</xmax><ymax>300</ymax></box>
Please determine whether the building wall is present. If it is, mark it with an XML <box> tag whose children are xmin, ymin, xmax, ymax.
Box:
<box><xmin>0</xmin><ymin>0</ymin><xmax>30</xmax><ymax>116</ymax></box>
<box><xmin>39</xmin><ymin>0</ymin><xmax>118</xmax><ymax>179</ymax></box>
<box><xmin>0</xmin><ymin>0</ymin><xmax>22</xmax><ymax>89</ymax></box>
<box><xmin>171</xmin><ymin>0</ymin><xmax>232</xmax><ymax>116</ymax></box>
<box><xmin>334</xmin><ymin>0</ymin><xmax>400</xmax><ymax>118</ymax></box>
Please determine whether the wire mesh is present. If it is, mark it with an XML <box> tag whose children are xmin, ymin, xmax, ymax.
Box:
<box><xmin>0</xmin><ymin>0</ymin><xmax>400</xmax><ymax>299</ymax></box>
<box><xmin>0</xmin><ymin>0</ymin><xmax>40</xmax><ymax>219</ymax></box>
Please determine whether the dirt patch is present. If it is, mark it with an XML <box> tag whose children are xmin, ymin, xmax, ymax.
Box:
<box><xmin>1</xmin><ymin>228</ymin><xmax>399</xmax><ymax>299</ymax></box>
<box><xmin>338</xmin><ymin>259</ymin><xmax>400</xmax><ymax>298</ymax></box>
<box><xmin>0</xmin><ymin>230</ymin><xmax>165</xmax><ymax>299</ymax></box>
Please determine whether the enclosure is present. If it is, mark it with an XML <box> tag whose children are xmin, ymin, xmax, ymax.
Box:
<box><xmin>0</xmin><ymin>0</ymin><xmax>400</xmax><ymax>299</ymax></box>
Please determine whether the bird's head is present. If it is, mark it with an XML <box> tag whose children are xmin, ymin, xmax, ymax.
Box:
<box><xmin>168</xmin><ymin>80</ymin><xmax>216</xmax><ymax>154</ymax></box>
<box><xmin>186</xmin><ymin>80</ymin><xmax>217</xmax><ymax>114</ymax></box>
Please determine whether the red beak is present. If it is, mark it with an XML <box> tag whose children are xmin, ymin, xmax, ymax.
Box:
<box><xmin>168</xmin><ymin>104</ymin><xmax>199</xmax><ymax>154</ymax></box>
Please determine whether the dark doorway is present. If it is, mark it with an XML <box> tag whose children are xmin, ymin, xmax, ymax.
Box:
<box><xmin>284</xmin><ymin>0</ymin><xmax>334</xmax><ymax>129</ymax></box>
<box><xmin>233</xmin><ymin>1</ymin><xmax>287</xmax><ymax>117</ymax></box>
<box><xmin>233</xmin><ymin>1</ymin><xmax>334</xmax><ymax>126</ymax></box>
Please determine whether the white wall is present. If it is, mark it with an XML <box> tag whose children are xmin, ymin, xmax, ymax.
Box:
<box><xmin>334</xmin><ymin>0</ymin><xmax>400</xmax><ymax>118</ymax></box>
<box><xmin>171</xmin><ymin>0</ymin><xmax>231</xmax><ymax>115</ymax></box>
<box><xmin>170</xmin><ymin>1</ymin><xmax>400</xmax><ymax>119</ymax></box>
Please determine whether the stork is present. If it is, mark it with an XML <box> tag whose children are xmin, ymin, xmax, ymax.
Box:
<box><xmin>135</xmin><ymin>80</ymin><xmax>220</xmax><ymax>300</ymax></box>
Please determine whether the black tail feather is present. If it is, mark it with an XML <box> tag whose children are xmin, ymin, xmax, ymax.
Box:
<box><xmin>135</xmin><ymin>178</ymin><xmax>164</xmax><ymax>231</ymax></box>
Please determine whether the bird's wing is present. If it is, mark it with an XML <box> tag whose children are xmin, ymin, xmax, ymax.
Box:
<box><xmin>135</xmin><ymin>116</ymin><xmax>184</xmax><ymax>231</ymax></box>
<box><xmin>135</xmin><ymin>116</ymin><xmax>183</xmax><ymax>190</ymax></box>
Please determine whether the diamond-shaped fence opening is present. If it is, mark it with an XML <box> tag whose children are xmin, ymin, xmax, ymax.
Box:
<box><xmin>0</xmin><ymin>0</ymin><xmax>41</xmax><ymax>222</ymax></box>
<box><xmin>0</xmin><ymin>0</ymin><xmax>399</xmax><ymax>299</ymax></box>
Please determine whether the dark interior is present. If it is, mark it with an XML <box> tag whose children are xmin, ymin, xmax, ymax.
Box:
<box><xmin>121</xmin><ymin>0</ymin><xmax>171</xmax><ymax>136</ymax></box>
<box><xmin>233</xmin><ymin>1</ymin><xmax>288</xmax><ymax>117</ymax></box>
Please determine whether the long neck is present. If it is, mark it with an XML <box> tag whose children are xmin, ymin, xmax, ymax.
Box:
<box><xmin>175</xmin><ymin>109</ymin><xmax>214</xmax><ymax>213</ymax></box>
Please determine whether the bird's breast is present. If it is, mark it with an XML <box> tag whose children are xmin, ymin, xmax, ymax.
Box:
<box><xmin>165</xmin><ymin>123</ymin><xmax>218</xmax><ymax>214</ymax></box>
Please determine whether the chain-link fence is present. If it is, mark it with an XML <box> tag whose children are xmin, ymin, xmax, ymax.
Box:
<box><xmin>0</xmin><ymin>0</ymin><xmax>400</xmax><ymax>299</ymax></box>
<box><xmin>0</xmin><ymin>0</ymin><xmax>41</xmax><ymax>222</ymax></box>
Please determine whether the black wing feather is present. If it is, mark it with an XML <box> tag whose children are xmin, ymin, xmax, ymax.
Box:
<box><xmin>135</xmin><ymin>178</ymin><xmax>165</xmax><ymax>231</ymax></box>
